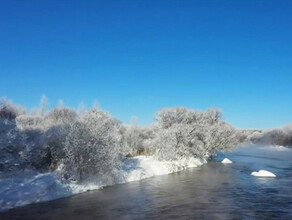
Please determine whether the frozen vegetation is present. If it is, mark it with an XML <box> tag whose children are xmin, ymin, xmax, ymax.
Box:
<box><xmin>0</xmin><ymin>96</ymin><xmax>242</xmax><ymax>211</ymax></box>
<box><xmin>245</xmin><ymin>124</ymin><xmax>292</xmax><ymax>147</ymax></box>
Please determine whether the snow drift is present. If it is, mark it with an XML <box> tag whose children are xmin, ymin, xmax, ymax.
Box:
<box><xmin>0</xmin><ymin>172</ymin><xmax>72</xmax><ymax>212</ymax></box>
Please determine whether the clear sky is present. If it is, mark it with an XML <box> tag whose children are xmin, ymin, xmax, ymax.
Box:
<box><xmin>1</xmin><ymin>0</ymin><xmax>291</xmax><ymax>128</ymax></box>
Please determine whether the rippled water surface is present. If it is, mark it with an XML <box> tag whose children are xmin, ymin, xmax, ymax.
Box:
<box><xmin>1</xmin><ymin>145</ymin><xmax>292</xmax><ymax>220</ymax></box>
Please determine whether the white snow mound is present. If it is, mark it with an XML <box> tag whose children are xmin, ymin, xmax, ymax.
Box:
<box><xmin>221</xmin><ymin>158</ymin><xmax>232</xmax><ymax>164</ymax></box>
<box><xmin>251</xmin><ymin>170</ymin><xmax>276</xmax><ymax>177</ymax></box>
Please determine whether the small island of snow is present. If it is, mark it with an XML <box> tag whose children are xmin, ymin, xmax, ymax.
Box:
<box><xmin>221</xmin><ymin>158</ymin><xmax>232</xmax><ymax>164</ymax></box>
<box><xmin>251</xmin><ymin>170</ymin><xmax>276</xmax><ymax>177</ymax></box>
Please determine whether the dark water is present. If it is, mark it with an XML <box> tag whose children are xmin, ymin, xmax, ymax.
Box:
<box><xmin>1</xmin><ymin>145</ymin><xmax>292</xmax><ymax>220</ymax></box>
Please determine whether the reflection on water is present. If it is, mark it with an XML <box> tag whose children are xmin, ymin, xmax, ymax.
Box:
<box><xmin>0</xmin><ymin>145</ymin><xmax>291</xmax><ymax>220</ymax></box>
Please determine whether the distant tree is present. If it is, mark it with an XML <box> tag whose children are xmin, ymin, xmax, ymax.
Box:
<box><xmin>77</xmin><ymin>103</ymin><xmax>86</xmax><ymax>116</ymax></box>
<box><xmin>248</xmin><ymin>124</ymin><xmax>292</xmax><ymax>147</ymax></box>
<box><xmin>40</xmin><ymin>95</ymin><xmax>48</xmax><ymax>116</ymax></box>
<box><xmin>57</xmin><ymin>100</ymin><xmax>65</xmax><ymax>108</ymax></box>
<box><xmin>44</xmin><ymin>107</ymin><xmax>77</xmax><ymax>128</ymax></box>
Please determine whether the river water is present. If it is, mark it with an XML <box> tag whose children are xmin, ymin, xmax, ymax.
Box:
<box><xmin>0</xmin><ymin>145</ymin><xmax>291</xmax><ymax>220</ymax></box>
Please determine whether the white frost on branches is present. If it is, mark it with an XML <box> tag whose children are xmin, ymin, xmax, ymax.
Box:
<box><xmin>1</xmin><ymin>97</ymin><xmax>240</xmax><ymax>184</ymax></box>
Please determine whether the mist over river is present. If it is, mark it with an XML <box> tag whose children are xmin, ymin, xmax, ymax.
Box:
<box><xmin>1</xmin><ymin>145</ymin><xmax>291</xmax><ymax>220</ymax></box>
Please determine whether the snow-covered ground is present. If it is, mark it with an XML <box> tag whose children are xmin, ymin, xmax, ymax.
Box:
<box><xmin>0</xmin><ymin>172</ymin><xmax>72</xmax><ymax>212</ymax></box>
<box><xmin>0</xmin><ymin>156</ymin><xmax>204</xmax><ymax>212</ymax></box>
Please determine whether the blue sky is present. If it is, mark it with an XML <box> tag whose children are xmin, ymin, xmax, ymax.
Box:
<box><xmin>1</xmin><ymin>0</ymin><xmax>291</xmax><ymax>128</ymax></box>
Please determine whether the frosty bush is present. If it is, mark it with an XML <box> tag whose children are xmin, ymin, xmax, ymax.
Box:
<box><xmin>44</xmin><ymin>107</ymin><xmax>78</xmax><ymax>128</ymax></box>
<box><xmin>0</xmin><ymin>99</ymin><xmax>26</xmax><ymax>175</ymax></box>
<box><xmin>151</xmin><ymin>123</ymin><xmax>206</xmax><ymax>161</ymax></box>
<box><xmin>19</xmin><ymin>128</ymin><xmax>50</xmax><ymax>170</ymax></box>
<box><xmin>16</xmin><ymin>115</ymin><xmax>44</xmax><ymax>130</ymax></box>
<box><xmin>14</xmin><ymin>107</ymin><xmax>79</xmax><ymax>171</ymax></box>
<box><xmin>151</xmin><ymin>107</ymin><xmax>239</xmax><ymax>161</ymax></box>
<box><xmin>0</xmin><ymin>118</ymin><xmax>21</xmax><ymax>175</ymax></box>
<box><xmin>0</xmin><ymin>98</ymin><xmax>25</xmax><ymax>120</ymax></box>
<box><xmin>63</xmin><ymin>109</ymin><xmax>124</xmax><ymax>182</ymax></box>
<box><xmin>44</xmin><ymin>107</ymin><xmax>78</xmax><ymax>169</ymax></box>
<box><xmin>122</xmin><ymin>125</ymin><xmax>154</xmax><ymax>156</ymax></box>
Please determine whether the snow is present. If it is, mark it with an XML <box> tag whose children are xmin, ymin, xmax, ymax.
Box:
<box><xmin>69</xmin><ymin>156</ymin><xmax>204</xmax><ymax>193</ymax></box>
<box><xmin>251</xmin><ymin>170</ymin><xmax>276</xmax><ymax>177</ymax></box>
<box><xmin>221</xmin><ymin>158</ymin><xmax>232</xmax><ymax>164</ymax></box>
<box><xmin>0</xmin><ymin>173</ymin><xmax>72</xmax><ymax>212</ymax></box>
<box><xmin>0</xmin><ymin>156</ymin><xmax>204</xmax><ymax>212</ymax></box>
<box><xmin>119</xmin><ymin>156</ymin><xmax>203</xmax><ymax>183</ymax></box>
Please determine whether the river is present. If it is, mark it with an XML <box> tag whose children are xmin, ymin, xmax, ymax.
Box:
<box><xmin>0</xmin><ymin>145</ymin><xmax>291</xmax><ymax>220</ymax></box>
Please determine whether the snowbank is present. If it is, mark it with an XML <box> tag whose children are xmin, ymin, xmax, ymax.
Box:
<box><xmin>221</xmin><ymin>158</ymin><xmax>232</xmax><ymax>164</ymax></box>
<box><xmin>70</xmin><ymin>156</ymin><xmax>204</xmax><ymax>193</ymax></box>
<box><xmin>251</xmin><ymin>170</ymin><xmax>276</xmax><ymax>177</ymax></box>
<box><xmin>119</xmin><ymin>156</ymin><xmax>203</xmax><ymax>183</ymax></box>
<box><xmin>0</xmin><ymin>173</ymin><xmax>72</xmax><ymax>212</ymax></box>
<box><xmin>0</xmin><ymin>156</ymin><xmax>204</xmax><ymax>212</ymax></box>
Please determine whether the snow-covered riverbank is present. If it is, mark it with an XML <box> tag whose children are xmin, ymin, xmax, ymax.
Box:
<box><xmin>0</xmin><ymin>156</ymin><xmax>204</xmax><ymax>212</ymax></box>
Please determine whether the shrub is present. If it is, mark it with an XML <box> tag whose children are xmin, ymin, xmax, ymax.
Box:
<box><xmin>63</xmin><ymin>109</ymin><xmax>124</xmax><ymax>182</ymax></box>
<box><xmin>0</xmin><ymin>98</ymin><xmax>25</xmax><ymax>120</ymax></box>
<box><xmin>151</xmin><ymin>107</ymin><xmax>239</xmax><ymax>161</ymax></box>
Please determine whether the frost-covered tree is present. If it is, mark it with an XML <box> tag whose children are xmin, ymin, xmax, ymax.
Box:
<box><xmin>12</xmin><ymin>102</ymin><xmax>79</xmax><ymax>172</ymax></box>
<box><xmin>44</xmin><ymin>107</ymin><xmax>77</xmax><ymax>128</ymax></box>
<box><xmin>123</xmin><ymin>125</ymin><xmax>154</xmax><ymax>156</ymax></box>
<box><xmin>0</xmin><ymin>98</ymin><xmax>26</xmax><ymax>175</ymax></box>
<box><xmin>151</xmin><ymin>107</ymin><xmax>239</xmax><ymax>161</ymax></box>
<box><xmin>151</xmin><ymin>123</ymin><xmax>206</xmax><ymax>161</ymax></box>
<box><xmin>16</xmin><ymin>115</ymin><xmax>44</xmax><ymax>130</ymax></box>
<box><xmin>43</xmin><ymin>107</ymin><xmax>78</xmax><ymax>168</ymax></box>
<box><xmin>0</xmin><ymin>118</ymin><xmax>22</xmax><ymax>175</ymax></box>
<box><xmin>19</xmin><ymin>128</ymin><xmax>50</xmax><ymax>171</ymax></box>
<box><xmin>63</xmin><ymin>109</ymin><xmax>124</xmax><ymax>182</ymax></box>
<box><xmin>0</xmin><ymin>98</ymin><xmax>26</xmax><ymax>120</ymax></box>
<box><xmin>40</xmin><ymin>95</ymin><xmax>48</xmax><ymax>116</ymax></box>
<box><xmin>77</xmin><ymin>103</ymin><xmax>86</xmax><ymax>116</ymax></box>
<box><xmin>248</xmin><ymin>124</ymin><xmax>292</xmax><ymax>147</ymax></box>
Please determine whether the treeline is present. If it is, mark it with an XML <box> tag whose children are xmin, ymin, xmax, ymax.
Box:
<box><xmin>0</xmin><ymin>97</ymin><xmax>240</xmax><ymax>183</ymax></box>
<box><xmin>247</xmin><ymin>125</ymin><xmax>292</xmax><ymax>147</ymax></box>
